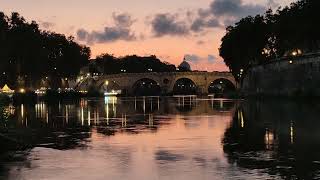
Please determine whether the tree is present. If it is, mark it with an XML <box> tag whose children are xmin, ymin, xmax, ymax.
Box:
<box><xmin>220</xmin><ymin>15</ymin><xmax>269</xmax><ymax>81</ymax></box>
<box><xmin>219</xmin><ymin>0</ymin><xmax>320</xmax><ymax>81</ymax></box>
<box><xmin>91</xmin><ymin>54</ymin><xmax>176</xmax><ymax>74</ymax></box>
<box><xmin>0</xmin><ymin>12</ymin><xmax>91</xmax><ymax>89</ymax></box>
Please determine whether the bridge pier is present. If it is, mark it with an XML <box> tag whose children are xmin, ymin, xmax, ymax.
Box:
<box><xmin>198</xmin><ymin>85</ymin><xmax>209</xmax><ymax>95</ymax></box>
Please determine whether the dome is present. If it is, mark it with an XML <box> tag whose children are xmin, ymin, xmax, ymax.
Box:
<box><xmin>178</xmin><ymin>61</ymin><xmax>191</xmax><ymax>71</ymax></box>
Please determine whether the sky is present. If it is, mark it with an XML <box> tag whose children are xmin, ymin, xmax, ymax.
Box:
<box><xmin>1</xmin><ymin>0</ymin><xmax>295</xmax><ymax>71</ymax></box>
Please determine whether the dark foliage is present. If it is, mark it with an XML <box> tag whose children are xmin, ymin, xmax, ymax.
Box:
<box><xmin>220</xmin><ymin>0</ymin><xmax>320</xmax><ymax>81</ymax></box>
<box><xmin>0</xmin><ymin>12</ymin><xmax>91</xmax><ymax>89</ymax></box>
<box><xmin>90</xmin><ymin>53</ymin><xmax>176</xmax><ymax>74</ymax></box>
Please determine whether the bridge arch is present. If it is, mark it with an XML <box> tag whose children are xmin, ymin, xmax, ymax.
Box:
<box><xmin>77</xmin><ymin>78</ymin><xmax>94</xmax><ymax>91</ymax></box>
<box><xmin>72</xmin><ymin>72</ymin><xmax>237</xmax><ymax>96</ymax></box>
<box><xmin>173</xmin><ymin>78</ymin><xmax>197</xmax><ymax>95</ymax></box>
<box><xmin>98</xmin><ymin>80</ymin><xmax>121</xmax><ymax>94</ymax></box>
<box><xmin>208</xmin><ymin>78</ymin><xmax>236</xmax><ymax>97</ymax></box>
<box><xmin>132</xmin><ymin>78</ymin><xmax>161</xmax><ymax>96</ymax></box>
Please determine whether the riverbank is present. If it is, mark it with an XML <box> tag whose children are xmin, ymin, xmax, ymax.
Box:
<box><xmin>242</xmin><ymin>53</ymin><xmax>320</xmax><ymax>97</ymax></box>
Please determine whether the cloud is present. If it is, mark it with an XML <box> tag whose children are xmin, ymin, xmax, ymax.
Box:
<box><xmin>209</xmin><ymin>0</ymin><xmax>266</xmax><ymax>18</ymax></box>
<box><xmin>197</xmin><ymin>40</ymin><xmax>206</xmax><ymax>45</ymax></box>
<box><xmin>184</xmin><ymin>54</ymin><xmax>201</xmax><ymax>63</ymax></box>
<box><xmin>77</xmin><ymin>13</ymin><xmax>137</xmax><ymax>44</ymax></box>
<box><xmin>150</xmin><ymin>13</ymin><xmax>189</xmax><ymax>37</ymax></box>
<box><xmin>77</xmin><ymin>29</ymin><xmax>89</xmax><ymax>41</ymax></box>
<box><xmin>208</xmin><ymin>54</ymin><xmax>217</xmax><ymax>63</ymax></box>
<box><xmin>198</xmin><ymin>8</ymin><xmax>211</xmax><ymax>18</ymax></box>
<box><xmin>182</xmin><ymin>54</ymin><xmax>226</xmax><ymax>71</ymax></box>
<box><xmin>112</xmin><ymin>13</ymin><xmax>135</xmax><ymax>27</ymax></box>
<box><xmin>267</xmin><ymin>0</ymin><xmax>280</xmax><ymax>9</ymax></box>
<box><xmin>40</xmin><ymin>21</ymin><xmax>55</xmax><ymax>29</ymax></box>
<box><xmin>149</xmin><ymin>0</ymin><xmax>268</xmax><ymax>37</ymax></box>
<box><xmin>184</xmin><ymin>54</ymin><xmax>219</xmax><ymax>63</ymax></box>
<box><xmin>149</xmin><ymin>12</ymin><xmax>222</xmax><ymax>37</ymax></box>
<box><xmin>77</xmin><ymin>1</ymin><xmax>272</xmax><ymax>42</ymax></box>
<box><xmin>191</xmin><ymin>17</ymin><xmax>221</xmax><ymax>32</ymax></box>
<box><xmin>191</xmin><ymin>0</ymin><xmax>268</xmax><ymax>27</ymax></box>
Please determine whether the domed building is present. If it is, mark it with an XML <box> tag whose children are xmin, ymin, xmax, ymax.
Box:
<box><xmin>178</xmin><ymin>58</ymin><xmax>191</xmax><ymax>72</ymax></box>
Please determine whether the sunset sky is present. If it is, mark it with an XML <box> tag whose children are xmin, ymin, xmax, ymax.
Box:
<box><xmin>2</xmin><ymin>0</ymin><xmax>295</xmax><ymax>71</ymax></box>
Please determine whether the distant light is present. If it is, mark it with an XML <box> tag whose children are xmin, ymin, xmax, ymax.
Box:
<box><xmin>54</xmin><ymin>67</ymin><xmax>57</xmax><ymax>70</ymax></box>
<box><xmin>105</xmin><ymin>80</ymin><xmax>109</xmax><ymax>85</ymax></box>
<box><xmin>19</xmin><ymin>88</ymin><xmax>25</xmax><ymax>93</ymax></box>
<box><xmin>262</xmin><ymin>48</ymin><xmax>270</xmax><ymax>55</ymax></box>
<box><xmin>65</xmin><ymin>78</ymin><xmax>68</xmax><ymax>81</ymax></box>
<box><xmin>297</xmin><ymin>49</ymin><xmax>302</xmax><ymax>55</ymax></box>
<box><xmin>2</xmin><ymin>72</ymin><xmax>5</xmax><ymax>75</ymax></box>
<box><xmin>292</xmin><ymin>51</ymin><xmax>297</xmax><ymax>56</ymax></box>
<box><xmin>240</xmin><ymin>69</ymin><xmax>244</xmax><ymax>72</ymax></box>
<box><xmin>289</xmin><ymin>60</ymin><xmax>293</xmax><ymax>64</ymax></box>
<box><xmin>220</xmin><ymin>81</ymin><xmax>223</xmax><ymax>84</ymax></box>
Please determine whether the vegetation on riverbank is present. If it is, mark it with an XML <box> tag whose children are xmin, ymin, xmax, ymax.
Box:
<box><xmin>0</xmin><ymin>12</ymin><xmax>91</xmax><ymax>89</ymax></box>
<box><xmin>88</xmin><ymin>54</ymin><xmax>178</xmax><ymax>75</ymax></box>
<box><xmin>220</xmin><ymin>0</ymin><xmax>320</xmax><ymax>81</ymax></box>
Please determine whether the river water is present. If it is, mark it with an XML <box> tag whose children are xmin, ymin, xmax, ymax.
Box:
<box><xmin>0</xmin><ymin>96</ymin><xmax>320</xmax><ymax>180</ymax></box>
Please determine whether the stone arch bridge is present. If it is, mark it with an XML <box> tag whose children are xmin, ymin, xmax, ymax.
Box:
<box><xmin>73</xmin><ymin>71</ymin><xmax>237</xmax><ymax>95</ymax></box>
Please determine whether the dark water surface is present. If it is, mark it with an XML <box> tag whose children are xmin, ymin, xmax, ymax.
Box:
<box><xmin>0</xmin><ymin>97</ymin><xmax>320</xmax><ymax>180</ymax></box>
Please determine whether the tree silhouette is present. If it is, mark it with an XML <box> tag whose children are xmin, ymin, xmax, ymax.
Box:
<box><xmin>220</xmin><ymin>0</ymin><xmax>320</xmax><ymax>81</ymax></box>
<box><xmin>0</xmin><ymin>12</ymin><xmax>91</xmax><ymax>89</ymax></box>
<box><xmin>91</xmin><ymin>54</ymin><xmax>176</xmax><ymax>74</ymax></box>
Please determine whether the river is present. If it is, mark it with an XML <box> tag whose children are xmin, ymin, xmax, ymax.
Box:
<box><xmin>0</xmin><ymin>96</ymin><xmax>319</xmax><ymax>179</ymax></box>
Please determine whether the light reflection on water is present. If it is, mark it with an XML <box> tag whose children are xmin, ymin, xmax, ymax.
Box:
<box><xmin>1</xmin><ymin>97</ymin><xmax>320</xmax><ymax>179</ymax></box>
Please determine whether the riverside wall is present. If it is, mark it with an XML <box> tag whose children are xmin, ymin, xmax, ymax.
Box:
<box><xmin>242</xmin><ymin>53</ymin><xmax>320</xmax><ymax>96</ymax></box>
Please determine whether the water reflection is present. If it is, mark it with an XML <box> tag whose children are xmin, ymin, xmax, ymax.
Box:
<box><xmin>1</xmin><ymin>97</ymin><xmax>235</xmax><ymax>138</ymax></box>
<box><xmin>0</xmin><ymin>97</ymin><xmax>241</xmax><ymax>179</ymax></box>
<box><xmin>2</xmin><ymin>97</ymin><xmax>320</xmax><ymax>179</ymax></box>
<box><xmin>223</xmin><ymin>100</ymin><xmax>320</xmax><ymax>179</ymax></box>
